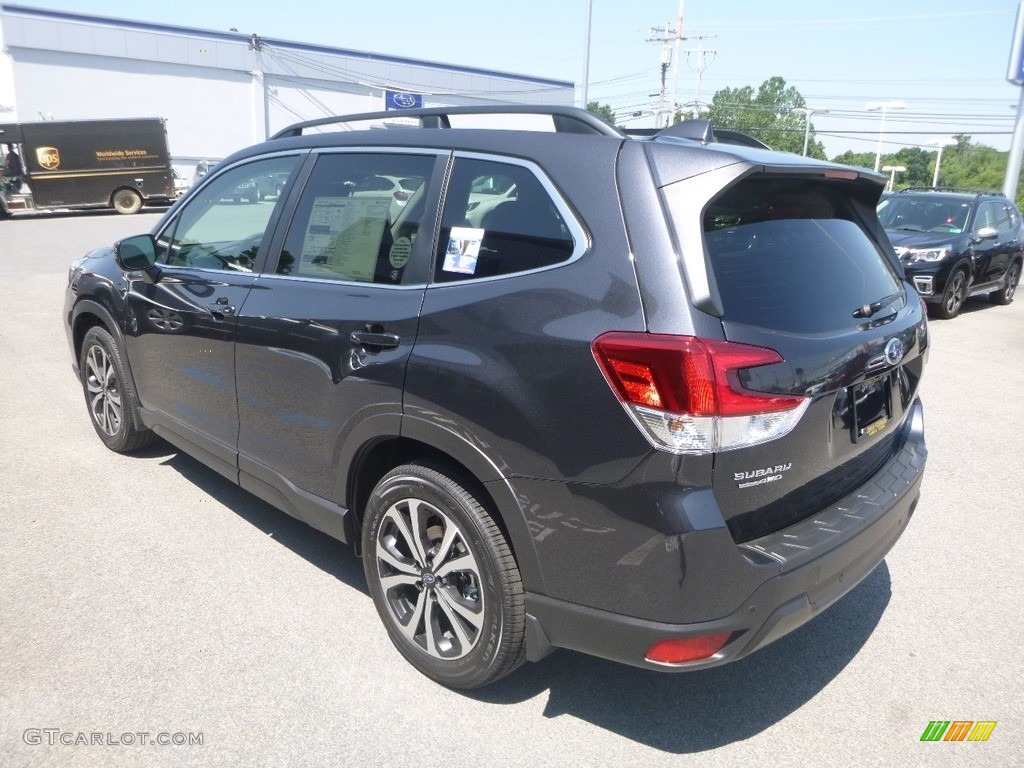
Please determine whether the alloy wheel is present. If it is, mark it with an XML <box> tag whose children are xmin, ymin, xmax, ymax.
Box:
<box><xmin>85</xmin><ymin>343</ymin><xmax>122</xmax><ymax>437</ymax></box>
<box><xmin>945</xmin><ymin>272</ymin><xmax>966</xmax><ymax>315</ymax></box>
<box><xmin>373</xmin><ymin>497</ymin><xmax>485</xmax><ymax>661</ymax></box>
<box><xmin>1006</xmin><ymin>265</ymin><xmax>1019</xmax><ymax>301</ymax></box>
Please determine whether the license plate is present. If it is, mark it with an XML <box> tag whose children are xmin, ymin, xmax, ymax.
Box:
<box><xmin>851</xmin><ymin>373</ymin><xmax>892</xmax><ymax>441</ymax></box>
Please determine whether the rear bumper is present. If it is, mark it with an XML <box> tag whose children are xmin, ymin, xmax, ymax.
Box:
<box><xmin>523</xmin><ymin>398</ymin><xmax>926</xmax><ymax>671</ymax></box>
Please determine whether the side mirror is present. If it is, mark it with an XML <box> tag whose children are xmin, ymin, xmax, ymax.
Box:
<box><xmin>975</xmin><ymin>226</ymin><xmax>998</xmax><ymax>242</ymax></box>
<box><xmin>115</xmin><ymin>234</ymin><xmax>161</xmax><ymax>284</ymax></box>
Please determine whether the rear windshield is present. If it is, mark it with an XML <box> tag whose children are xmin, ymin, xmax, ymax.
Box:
<box><xmin>699</xmin><ymin>176</ymin><xmax>902</xmax><ymax>333</ymax></box>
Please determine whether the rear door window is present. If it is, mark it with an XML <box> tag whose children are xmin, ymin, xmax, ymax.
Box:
<box><xmin>434</xmin><ymin>157</ymin><xmax>579</xmax><ymax>282</ymax></box>
<box><xmin>698</xmin><ymin>176</ymin><xmax>902</xmax><ymax>334</ymax></box>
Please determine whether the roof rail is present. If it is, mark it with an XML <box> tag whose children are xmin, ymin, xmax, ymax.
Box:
<box><xmin>271</xmin><ymin>105</ymin><xmax>624</xmax><ymax>140</ymax></box>
<box><xmin>897</xmin><ymin>186</ymin><xmax>1005</xmax><ymax>196</ymax></box>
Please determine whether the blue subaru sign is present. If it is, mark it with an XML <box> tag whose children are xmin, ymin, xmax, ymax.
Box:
<box><xmin>385</xmin><ymin>91</ymin><xmax>423</xmax><ymax>110</ymax></box>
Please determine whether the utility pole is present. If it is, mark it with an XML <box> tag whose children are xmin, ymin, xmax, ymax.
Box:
<box><xmin>648</xmin><ymin>7</ymin><xmax>715</xmax><ymax>126</ymax></box>
<box><xmin>681</xmin><ymin>33</ymin><xmax>717</xmax><ymax>118</ymax></box>
<box><xmin>646</xmin><ymin>22</ymin><xmax>675</xmax><ymax>128</ymax></box>
<box><xmin>669</xmin><ymin>1</ymin><xmax>685</xmax><ymax>126</ymax></box>
<box><xmin>249</xmin><ymin>33</ymin><xmax>271</xmax><ymax>140</ymax></box>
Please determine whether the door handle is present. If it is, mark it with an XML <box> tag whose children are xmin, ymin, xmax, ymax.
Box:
<box><xmin>350</xmin><ymin>326</ymin><xmax>400</xmax><ymax>349</ymax></box>
<box><xmin>207</xmin><ymin>298</ymin><xmax>236</xmax><ymax>318</ymax></box>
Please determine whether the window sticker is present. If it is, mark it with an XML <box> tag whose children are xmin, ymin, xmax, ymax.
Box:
<box><xmin>443</xmin><ymin>226</ymin><xmax>485</xmax><ymax>275</ymax></box>
<box><xmin>299</xmin><ymin>196</ymin><xmax>389</xmax><ymax>281</ymax></box>
<box><xmin>389</xmin><ymin>236</ymin><xmax>413</xmax><ymax>269</ymax></box>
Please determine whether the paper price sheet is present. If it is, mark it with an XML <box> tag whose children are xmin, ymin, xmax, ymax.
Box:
<box><xmin>299</xmin><ymin>196</ymin><xmax>390</xmax><ymax>281</ymax></box>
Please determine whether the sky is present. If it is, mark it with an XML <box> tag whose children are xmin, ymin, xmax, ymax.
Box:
<box><xmin>4</xmin><ymin>0</ymin><xmax>1023</xmax><ymax>158</ymax></box>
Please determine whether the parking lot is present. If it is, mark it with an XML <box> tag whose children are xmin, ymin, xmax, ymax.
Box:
<box><xmin>1</xmin><ymin>212</ymin><xmax>1021</xmax><ymax>767</ymax></box>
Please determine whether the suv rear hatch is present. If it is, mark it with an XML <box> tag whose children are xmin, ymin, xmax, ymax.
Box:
<box><xmin>647</xmin><ymin>147</ymin><xmax>927</xmax><ymax>543</ymax></box>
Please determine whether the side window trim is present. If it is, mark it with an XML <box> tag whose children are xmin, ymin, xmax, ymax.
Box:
<box><xmin>428</xmin><ymin>151</ymin><xmax>590</xmax><ymax>286</ymax></box>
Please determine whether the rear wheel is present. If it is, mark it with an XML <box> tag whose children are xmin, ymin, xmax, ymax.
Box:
<box><xmin>79</xmin><ymin>326</ymin><xmax>155</xmax><ymax>452</ymax></box>
<box><xmin>934</xmin><ymin>268</ymin><xmax>968</xmax><ymax>319</ymax></box>
<box><xmin>991</xmin><ymin>261</ymin><xmax>1020</xmax><ymax>305</ymax></box>
<box><xmin>112</xmin><ymin>189</ymin><xmax>143</xmax><ymax>215</ymax></box>
<box><xmin>361</xmin><ymin>463</ymin><xmax>525</xmax><ymax>689</ymax></box>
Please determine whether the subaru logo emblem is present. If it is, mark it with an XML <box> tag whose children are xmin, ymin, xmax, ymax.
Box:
<box><xmin>394</xmin><ymin>92</ymin><xmax>418</xmax><ymax>108</ymax></box>
<box><xmin>884</xmin><ymin>337</ymin><xmax>904</xmax><ymax>366</ymax></box>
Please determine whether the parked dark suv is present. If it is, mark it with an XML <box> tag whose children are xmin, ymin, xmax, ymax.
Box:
<box><xmin>64</xmin><ymin>106</ymin><xmax>928</xmax><ymax>689</ymax></box>
<box><xmin>877</xmin><ymin>188</ymin><xmax>1022</xmax><ymax>318</ymax></box>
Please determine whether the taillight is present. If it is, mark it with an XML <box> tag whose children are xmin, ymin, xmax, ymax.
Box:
<box><xmin>393</xmin><ymin>190</ymin><xmax>409</xmax><ymax>204</ymax></box>
<box><xmin>592</xmin><ymin>332</ymin><xmax>809</xmax><ymax>454</ymax></box>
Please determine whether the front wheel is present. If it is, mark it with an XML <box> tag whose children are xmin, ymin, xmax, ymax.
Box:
<box><xmin>79</xmin><ymin>326</ymin><xmax>155</xmax><ymax>452</ymax></box>
<box><xmin>112</xmin><ymin>189</ymin><xmax>143</xmax><ymax>215</ymax></box>
<box><xmin>934</xmin><ymin>268</ymin><xmax>968</xmax><ymax>319</ymax></box>
<box><xmin>991</xmin><ymin>261</ymin><xmax>1020</xmax><ymax>305</ymax></box>
<box><xmin>362</xmin><ymin>463</ymin><xmax>525</xmax><ymax>689</ymax></box>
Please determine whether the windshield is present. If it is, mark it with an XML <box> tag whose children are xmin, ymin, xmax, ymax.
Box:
<box><xmin>876</xmin><ymin>195</ymin><xmax>971</xmax><ymax>234</ymax></box>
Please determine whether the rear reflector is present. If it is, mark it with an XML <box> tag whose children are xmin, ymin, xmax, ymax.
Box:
<box><xmin>592</xmin><ymin>332</ymin><xmax>809</xmax><ymax>454</ymax></box>
<box><xmin>645</xmin><ymin>632</ymin><xmax>733</xmax><ymax>665</ymax></box>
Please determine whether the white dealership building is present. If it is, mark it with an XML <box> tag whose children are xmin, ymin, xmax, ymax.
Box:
<box><xmin>0</xmin><ymin>3</ymin><xmax>575</xmax><ymax>171</ymax></box>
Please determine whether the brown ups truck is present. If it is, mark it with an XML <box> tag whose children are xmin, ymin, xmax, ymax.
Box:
<box><xmin>0</xmin><ymin>117</ymin><xmax>175</xmax><ymax>216</ymax></box>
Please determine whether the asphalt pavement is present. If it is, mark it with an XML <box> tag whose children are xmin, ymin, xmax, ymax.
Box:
<box><xmin>1</xmin><ymin>211</ymin><xmax>1021</xmax><ymax>767</ymax></box>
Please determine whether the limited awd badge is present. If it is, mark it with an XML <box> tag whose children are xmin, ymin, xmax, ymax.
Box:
<box><xmin>734</xmin><ymin>463</ymin><xmax>792</xmax><ymax>489</ymax></box>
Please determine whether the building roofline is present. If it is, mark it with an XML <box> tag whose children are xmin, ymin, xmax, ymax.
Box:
<box><xmin>0</xmin><ymin>3</ymin><xmax>575</xmax><ymax>88</ymax></box>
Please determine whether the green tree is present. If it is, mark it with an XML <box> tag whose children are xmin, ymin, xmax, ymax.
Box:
<box><xmin>693</xmin><ymin>76</ymin><xmax>825</xmax><ymax>157</ymax></box>
<box><xmin>867</xmin><ymin>135</ymin><xmax>1024</xmax><ymax>211</ymax></box>
<box><xmin>831</xmin><ymin>150</ymin><xmax>876</xmax><ymax>170</ymax></box>
<box><xmin>587</xmin><ymin>101</ymin><xmax>616</xmax><ymax>126</ymax></box>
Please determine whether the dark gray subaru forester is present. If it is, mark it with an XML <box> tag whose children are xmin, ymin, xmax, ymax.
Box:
<box><xmin>64</xmin><ymin>106</ymin><xmax>928</xmax><ymax>689</ymax></box>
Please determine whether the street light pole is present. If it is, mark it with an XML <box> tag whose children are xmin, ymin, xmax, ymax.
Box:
<box><xmin>929</xmin><ymin>138</ymin><xmax>957</xmax><ymax>187</ymax></box>
<box><xmin>581</xmin><ymin>0</ymin><xmax>593</xmax><ymax>109</ymax></box>
<box><xmin>791</xmin><ymin>107</ymin><xmax>829</xmax><ymax>156</ymax></box>
<box><xmin>881</xmin><ymin>164</ymin><xmax>907</xmax><ymax>192</ymax></box>
<box><xmin>867</xmin><ymin>100</ymin><xmax>906</xmax><ymax>173</ymax></box>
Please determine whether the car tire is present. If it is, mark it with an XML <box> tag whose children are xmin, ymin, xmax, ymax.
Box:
<box><xmin>361</xmin><ymin>463</ymin><xmax>526</xmax><ymax>689</ymax></box>
<box><xmin>79</xmin><ymin>326</ymin><xmax>155</xmax><ymax>452</ymax></box>
<box><xmin>112</xmin><ymin>189</ymin><xmax>143</xmax><ymax>215</ymax></box>
<box><xmin>991</xmin><ymin>261</ymin><xmax>1020</xmax><ymax>306</ymax></box>
<box><xmin>934</xmin><ymin>267</ymin><xmax>968</xmax><ymax>319</ymax></box>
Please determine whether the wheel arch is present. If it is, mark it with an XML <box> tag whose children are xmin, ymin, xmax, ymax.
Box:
<box><xmin>72</xmin><ymin>300</ymin><xmax>122</xmax><ymax>363</ymax></box>
<box><xmin>346</xmin><ymin>428</ymin><xmax>546</xmax><ymax>594</ymax></box>
<box><xmin>71</xmin><ymin>300</ymin><xmax>145</xmax><ymax>422</ymax></box>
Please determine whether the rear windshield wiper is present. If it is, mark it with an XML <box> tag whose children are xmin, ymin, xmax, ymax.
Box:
<box><xmin>853</xmin><ymin>292</ymin><xmax>901</xmax><ymax>319</ymax></box>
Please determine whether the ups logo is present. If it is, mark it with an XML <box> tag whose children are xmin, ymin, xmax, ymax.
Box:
<box><xmin>36</xmin><ymin>146</ymin><xmax>60</xmax><ymax>171</ymax></box>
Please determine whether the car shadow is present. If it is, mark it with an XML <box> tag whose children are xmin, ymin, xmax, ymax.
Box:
<box><xmin>957</xmin><ymin>295</ymin><xmax>998</xmax><ymax>316</ymax></box>
<box><xmin>157</xmin><ymin>447</ymin><xmax>891</xmax><ymax>752</ymax></box>
<box><xmin>469</xmin><ymin>562</ymin><xmax>891</xmax><ymax>752</ymax></box>
<box><xmin>929</xmin><ymin>294</ymin><xmax>997</xmax><ymax>319</ymax></box>
<box><xmin>160</xmin><ymin>449</ymin><xmax>367</xmax><ymax>592</ymax></box>
<box><xmin>3</xmin><ymin>207</ymin><xmax>169</xmax><ymax>220</ymax></box>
